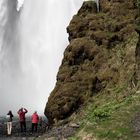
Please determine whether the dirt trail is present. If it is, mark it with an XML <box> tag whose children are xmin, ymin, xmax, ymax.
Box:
<box><xmin>0</xmin><ymin>121</ymin><xmax>79</xmax><ymax>140</ymax></box>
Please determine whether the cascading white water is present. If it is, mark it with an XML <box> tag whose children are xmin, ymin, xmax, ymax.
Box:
<box><xmin>0</xmin><ymin>0</ymin><xmax>21</xmax><ymax>115</ymax></box>
<box><xmin>17</xmin><ymin>0</ymin><xmax>24</xmax><ymax>11</ymax></box>
<box><xmin>0</xmin><ymin>0</ymin><xmax>83</xmax><ymax>115</ymax></box>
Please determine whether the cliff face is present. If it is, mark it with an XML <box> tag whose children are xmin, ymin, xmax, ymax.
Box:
<box><xmin>45</xmin><ymin>0</ymin><xmax>138</xmax><ymax>123</ymax></box>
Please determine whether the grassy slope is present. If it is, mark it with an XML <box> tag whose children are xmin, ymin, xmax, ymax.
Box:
<box><xmin>69</xmin><ymin>86</ymin><xmax>140</xmax><ymax>140</ymax></box>
<box><xmin>44</xmin><ymin>1</ymin><xmax>140</xmax><ymax>139</ymax></box>
<box><xmin>45</xmin><ymin>0</ymin><xmax>138</xmax><ymax>123</ymax></box>
<box><xmin>68</xmin><ymin>31</ymin><xmax>140</xmax><ymax>140</ymax></box>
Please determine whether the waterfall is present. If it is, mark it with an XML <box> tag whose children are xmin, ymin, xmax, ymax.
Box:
<box><xmin>17</xmin><ymin>0</ymin><xmax>24</xmax><ymax>11</ymax></box>
<box><xmin>95</xmin><ymin>0</ymin><xmax>100</xmax><ymax>12</ymax></box>
<box><xmin>0</xmin><ymin>0</ymin><xmax>83</xmax><ymax>115</ymax></box>
<box><xmin>0</xmin><ymin>0</ymin><xmax>21</xmax><ymax>114</ymax></box>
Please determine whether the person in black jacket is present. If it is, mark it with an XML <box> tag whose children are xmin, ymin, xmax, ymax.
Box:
<box><xmin>6</xmin><ymin>110</ymin><xmax>14</xmax><ymax>135</ymax></box>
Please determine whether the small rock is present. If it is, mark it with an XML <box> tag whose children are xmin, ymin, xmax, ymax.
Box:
<box><xmin>82</xmin><ymin>134</ymin><xmax>94</xmax><ymax>140</ymax></box>
<box><xmin>136</xmin><ymin>91</ymin><xmax>140</xmax><ymax>94</ymax></box>
<box><xmin>69</xmin><ymin>123</ymin><xmax>80</xmax><ymax>128</ymax></box>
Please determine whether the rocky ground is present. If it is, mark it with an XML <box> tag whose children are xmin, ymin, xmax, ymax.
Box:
<box><xmin>0</xmin><ymin>116</ymin><xmax>48</xmax><ymax>140</ymax></box>
<box><xmin>0</xmin><ymin>118</ymin><xmax>79</xmax><ymax>140</ymax></box>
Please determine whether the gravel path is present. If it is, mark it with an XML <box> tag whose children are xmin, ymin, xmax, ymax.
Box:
<box><xmin>0</xmin><ymin>120</ymin><xmax>79</xmax><ymax>140</ymax></box>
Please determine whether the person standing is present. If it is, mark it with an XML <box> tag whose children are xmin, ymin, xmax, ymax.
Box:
<box><xmin>31</xmin><ymin>111</ymin><xmax>39</xmax><ymax>133</ymax></box>
<box><xmin>6</xmin><ymin>110</ymin><xmax>14</xmax><ymax>135</ymax></box>
<box><xmin>17</xmin><ymin>108</ymin><xmax>28</xmax><ymax>133</ymax></box>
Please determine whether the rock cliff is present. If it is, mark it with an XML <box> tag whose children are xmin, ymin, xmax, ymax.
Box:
<box><xmin>45</xmin><ymin>0</ymin><xmax>139</xmax><ymax>123</ymax></box>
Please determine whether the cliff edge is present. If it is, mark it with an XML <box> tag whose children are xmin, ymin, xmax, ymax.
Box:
<box><xmin>45</xmin><ymin>0</ymin><xmax>139</xmax><ymax>127</ymax></box>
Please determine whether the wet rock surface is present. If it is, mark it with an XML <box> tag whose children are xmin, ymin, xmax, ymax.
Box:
<box><xmin>42</xmin><ymin>125</ymin><xmax>78</xmax><ymax>139</ymax></box>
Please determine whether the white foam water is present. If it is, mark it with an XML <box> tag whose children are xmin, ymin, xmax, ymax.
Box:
<box><xmin>17</xmin><ymin>0</ymin><xmax>24</xmax><ymax>11</ymax></box>
<box><xmin>0</xmin><ymin>0</ymin><xmax>84</xmax><ymax>115</ymax></box>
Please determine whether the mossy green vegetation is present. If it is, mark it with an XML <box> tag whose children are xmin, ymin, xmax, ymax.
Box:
<box><xmin>45</xmin><ymin>0</ymin><xmax>138</xmax><ymax>125</ymax></box>
<box><xmin>69</xmin><ymin>85</ymin><xmax>140</xmax><ymax>140</ymax></box>
<box><xmin>136</xmin><ymin>0</ymin><xmax>140</xmax><ymax>32</ymax></box>
<box><xmin>43</xmin><ymin>0</ymin><xmax>140</xmax><ymax>139</ymax></box>
<box><xmin>137</xmin><ymin>0</ymin><xmax>140</xmax><ymax>9</ymax></box>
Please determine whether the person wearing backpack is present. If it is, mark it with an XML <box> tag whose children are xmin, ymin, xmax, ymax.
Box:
<box><xmin>6</xmin><ymin>110</ymin><xmax>14</xmax><ymax>135</ymax></box>
<box><xmin>17</xmin><ymin>108</ymin><xmax>28</xmax><ymax>133</ymax></box>
<box><xmin>31</xmin><ymin>111</ymin><xmax>39</xmax><ymax>133</ymax></box>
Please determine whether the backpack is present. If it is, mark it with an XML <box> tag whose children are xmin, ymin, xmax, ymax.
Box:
<box><xmin>6</xmin><ymin>115</ymin><xmax>10</xmax><ymax>121</ymax></box>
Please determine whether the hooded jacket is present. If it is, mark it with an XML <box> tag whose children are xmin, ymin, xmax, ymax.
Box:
<box><xmin>17</xmin><ymin>108</ymin><xmax>28</xmax><ymax>122</ymax></box>
<box><xmin>32</xmin><ymin>113</ymin><xmax>39</xmax><ymax>124</ymax></box>
<box><xmin>7</xmin><ymin>111</ymin><xmax>14</xmax><ymax>122</ymax></box>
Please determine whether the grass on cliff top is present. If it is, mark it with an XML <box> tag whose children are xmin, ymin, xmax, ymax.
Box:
<box><xmin>68</xmin><ymin>84</ymin><xmax>140</xmax><ymax>140</ymax></box>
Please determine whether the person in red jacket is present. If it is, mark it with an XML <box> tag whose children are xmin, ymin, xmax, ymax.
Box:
<box><xmin>17</xmin><ymin>108</ymin><xmax>28</xmax><ymax>133</ymax></box>
<box><xmin>31</xmin><ymin>111</ymin><xmax>39</xmax><ymax>133</ymax></box>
